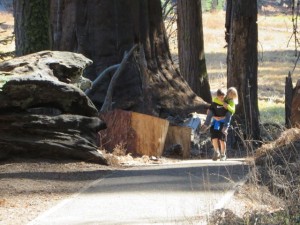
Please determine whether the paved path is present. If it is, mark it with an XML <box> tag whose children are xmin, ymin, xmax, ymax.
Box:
<box><xmin>28</xmin><ymin>159</ymin><xmax>250</xmax><ymax>225</ymax></box>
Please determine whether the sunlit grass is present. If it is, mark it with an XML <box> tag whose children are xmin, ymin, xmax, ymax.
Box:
<box><xmin>0</xmin><ymin>11</ymin><xmax>14</xmax><ymax>25</ymax></box>
<box><xmin>258</xmin><ymin>100</ymin><xmax>285</xmax><ymax>125</ymax></box>
<box><xmin>0</xmin><ymin>11</ymin><xmax>14</xmax><ymax>56</ymax></box>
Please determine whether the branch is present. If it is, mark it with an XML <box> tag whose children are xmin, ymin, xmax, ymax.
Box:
<box><xmin>100</xmin><ymin>44</ymin><xmax>138</xmax><ymax>113</ymax></box>
<box><xmin>163</xmin><ymin>3</ymin><xmax>177</xmax><ymax>20</ymax></box>
<box><xmin>162</xmin><ymin>0</ymin><xmax>172</xmax><ymax>17</ymax></box>
<box><xmin>85</xmin><ymin>64</ymin><xmax>120</xmax><ymax>96</ymax></box>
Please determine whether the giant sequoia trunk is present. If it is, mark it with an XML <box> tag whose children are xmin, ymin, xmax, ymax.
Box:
<box><xmin>49</xmin><ymin>0</ymin><xmax>209</xmax><ymax>117</ymax></box>
<box><xmin>226</xmin><ymin>0</ymin><xmax>260</xmax><ymax>141</ymax></box>
<box><xmin>177</xmin><ymin>0</ymin><xmax>211</xmax><ymax>103</ymax></box>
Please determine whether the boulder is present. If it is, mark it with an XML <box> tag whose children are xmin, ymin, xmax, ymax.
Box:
<box><xmin>0</xmin><ymin>114</ymin><xmax>107</xmax><ymax>164</ymax></box>
<box><xmin>0</xmin><ymin>50</ymin><xmax>93</xmax><ymax>89</ymax></box>
<box><xmin>0</xmin><ymin>73</ymin><xmax>98</xmax><ymax>116</ymax></box>
<box><xmin>0</xmin><ymin>51</ymin><xmax>107</xmax><ymax>164</ymax></box>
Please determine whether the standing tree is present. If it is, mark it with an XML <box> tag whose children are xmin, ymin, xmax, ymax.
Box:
<box><xmin>177</xmin><ymin>0</ymin><xmax>211</xmax><ymax>103</ymax></box>
<box><xmin>48</xmin><ymin>0</ymin><xmax>209</xmax><ymax>117</ymax></box>
<box><xmin>13</xmin><ymin>0</ymin><xmax>50</xmax><ymax>56</ymax></box>
<box><xmin>226</xmin><ymin>0</ymin><xmax>260</xmax><ymax>141</ymax></box>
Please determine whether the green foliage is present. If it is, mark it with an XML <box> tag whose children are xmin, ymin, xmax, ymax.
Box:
<box><xmin>201</xmin><ymin>0</ymin><xmax>225</xmax><ymax>12</ymax></box>
<box><xmin>160</xmin><ymin>0</ymin><xmax>225</xmax><ymax>13</ymax></box>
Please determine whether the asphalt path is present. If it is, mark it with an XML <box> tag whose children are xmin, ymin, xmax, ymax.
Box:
<box><xmin>28</xmin><ymin>159</ymin><xmax>250</xmax><ymax>225</ymax></box>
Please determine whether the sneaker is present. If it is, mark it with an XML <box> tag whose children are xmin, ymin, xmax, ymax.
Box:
<box><xmin>200</xmin><ymin>124</ymin><xmax>209</xmax><ymax>133</ymax></box>
<box><xmin>212</xmin><ymin>151</ymin><xmax>220</xmax><ymax>161</ymax></box>
<box><xmin>220</xmin><ymin>154</ymin><xmax>227</xmax><ymax>161</ymax></box>
<box><xmin>222</xmin><ymin>127</ymin><xmax>228</xmax><ymax>135</ymax></box>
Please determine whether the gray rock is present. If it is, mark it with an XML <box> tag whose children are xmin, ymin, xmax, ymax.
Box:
<box><xmin>0</xmin><ymin>114</ymin><xmax>107</xmax><ymax>165</ymax></box>
<box><xmin>0</xmin><ymin>51</ymin><xmax>107</xmax><ymax>164</ymax></box>
<box><xmin>0</xmin><ymin>73</ymin><xmax>98</xmax><ymax>116</ymax></box>
<box><xmin>0</xmin><ymin>50</ymin><xmax>93</xmax><ymax>91</ymax></box>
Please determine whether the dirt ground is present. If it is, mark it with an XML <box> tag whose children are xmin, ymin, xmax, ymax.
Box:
<box><xmin>0</xmin><ymin>158</ymin><xmax>116</xmax><ymax>225</ymax></box>
<box><xmin>0</xmin><ymin>155</ymin><xmax>184</xmax><ymax>225</ymax></box>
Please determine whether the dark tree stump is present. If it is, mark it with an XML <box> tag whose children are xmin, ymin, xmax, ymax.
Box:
<box><xmin>291</xmin><ymin>79</ymin><xmax>300</xmax><ymax>127</ymax></box>
<box><xmin>285</xmin><ymin>72</ymin><xmax>293</xmax><ymax>128</ymax></box>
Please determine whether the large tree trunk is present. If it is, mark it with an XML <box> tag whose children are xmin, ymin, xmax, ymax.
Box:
<box><xmin>13</xmin><ymin>0</ymin><xmax>51</xmax><ymax>56</ymax></box>
<box><xmin>49</xmin><ymin>0</ymin><xmax>209</xmax><ymax>117</ymax></box>
<box><xmin>226</xmin><ymin>0</ymin><xmax>260</xmax><ymax>141</ymax></box>
<box><xmin>177</xmin><ymin>0</ymin><xmax>211</xmax><ymax>103</ymax></box>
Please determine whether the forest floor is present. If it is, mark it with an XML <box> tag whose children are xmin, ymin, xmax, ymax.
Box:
<box><xmin>0</xmin><ymin>5</ymin><xmax>299</xmax><ymax>225</ymax></box>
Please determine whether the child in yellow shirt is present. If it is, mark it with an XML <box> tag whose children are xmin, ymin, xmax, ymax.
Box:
<box><xmin>201</xmin><ymin>87</ymin><xmax>238</xmax><ymax>135</ymax></box>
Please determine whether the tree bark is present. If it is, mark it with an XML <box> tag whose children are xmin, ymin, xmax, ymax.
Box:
<box><xmin>285</xmin><ymin>72</ymin><xmax>293</xmax><ymax>128</ymax></box>
<box><xmin>226</xmin><ymin>0</ymin><xmax>260</xmax><ymax>141</ymax></box>
<box><xmin>291</xmin><ymin>80</ymin><xmax>300</xmax><ymax>127</ymax></box>
<box><xmin>13</xmin><ymin>0</ymin><xmax>51</xmax><ymax>56</ymax></box>
<box><xmin>49</xmin><ymin>0</ymin><xmax>209</xmax><ymax>117</ymax></box>
<box><xmin>177</xmin><ymin>0</ymin><xmax>211</xmax><ymax>103</ymax></box>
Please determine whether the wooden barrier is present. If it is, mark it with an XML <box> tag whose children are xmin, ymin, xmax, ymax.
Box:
<box><xmin>164</xmin><ymin>125</ymin><xmax>191</xmax><ymax>159</ymax></box>
<box><xmin>99</xmin><ymin>109</ymin><xmax>169</xmax><ymax>157</ymax></box>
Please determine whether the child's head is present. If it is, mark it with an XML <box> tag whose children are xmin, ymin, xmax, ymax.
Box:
<box><xmin>216</xmin><ymin>89</ymin><xmax>226</xmax><ymax>101</ymax></box>
<box><xmin>226</xmin><ymin>87</ymin><xmax>238</xmax><ymax>104</ymax></box>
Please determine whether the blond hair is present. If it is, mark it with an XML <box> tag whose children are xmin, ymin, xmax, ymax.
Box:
<box><xmin>226</xmin><ymin>87</ymin><xmax>238</xmax><ymax>104</ymax></box>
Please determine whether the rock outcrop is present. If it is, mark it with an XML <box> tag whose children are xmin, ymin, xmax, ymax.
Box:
<box><xmin>0</xmin><ymin>51</ymin><xmax>107</xmax><ymax>164</ymax></box>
